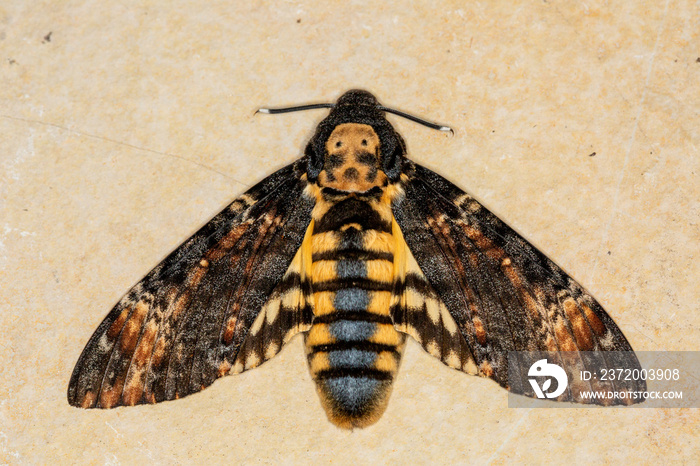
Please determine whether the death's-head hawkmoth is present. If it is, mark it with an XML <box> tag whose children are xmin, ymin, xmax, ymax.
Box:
<box><xmin>69</xmin><ymin>90</ymin><xmax>644</xmax><ymax>429</ymax></box>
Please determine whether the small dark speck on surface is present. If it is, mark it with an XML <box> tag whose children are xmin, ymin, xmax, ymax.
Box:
<box><xmin>607</xmin><ymin>251</ymin><xmax>611</xmax><ymax>255</ymax></box>
<box><xmin>588</xmin><ymin>152</ymin><xmax>596</xmax><ymax>157</ymax></box>
<box><xmin>696</xmin><ymin>57</ymin><xmax>700</xmax><ymax>62</ymax></box>
<box><xmin>42</xmin><ymin>31</ymin><xmax>52</xmax><ymax>43</ymax></box>
<box><xmin>296</xmin><ymin>18</ymin><xmax>301</xmax><ymax>23</ymax></box>
<box><xmin>8</xmin><ymin>58</ymin><xmax>17</xmax><ymax>65</ymax></box>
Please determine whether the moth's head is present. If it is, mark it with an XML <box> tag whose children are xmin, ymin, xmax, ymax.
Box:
<box><xmin>305</xmin><ymin>90</ymin><xmax>406</xmax><ymax>187</ymax></box>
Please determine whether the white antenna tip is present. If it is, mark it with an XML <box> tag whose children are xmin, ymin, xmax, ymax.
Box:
<box><xmin>256</xmin><ymin>108</ymin><xmax>271</xmax><ymax>114</ymax></box>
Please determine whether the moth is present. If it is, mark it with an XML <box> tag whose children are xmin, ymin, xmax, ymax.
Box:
<box><xmin>69</xmin><ymin>90</ymin><xmax>643</xmax><ymax>429</ymax></box>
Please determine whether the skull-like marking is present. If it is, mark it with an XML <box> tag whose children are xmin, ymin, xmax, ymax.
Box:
<box><xmin>318</xmin><ymin>123</ymin><xmax>387</xmax><ymax>192</ymax></box>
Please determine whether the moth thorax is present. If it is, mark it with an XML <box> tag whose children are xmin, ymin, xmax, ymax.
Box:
<box><xmin>317</xmin><ymin>123</ymin><xmax>388</xmax><ymax>193</ymax></box>
<box><xmin>305</xmin><ymin>192</ymin><xmax>404</xmax><ymax>429</ymax></box>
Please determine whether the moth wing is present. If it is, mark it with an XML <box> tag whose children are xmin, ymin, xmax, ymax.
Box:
<box><xmin>391</xmin><ymin>223</ymin><xmax>477</xmax><ymax>373</ymax></box>
<box><xmin>231</xmin><ymin>235</ymin><xmax>313</xmax><ymax>374</ymax></box>
<box><xmin>391</xmin><ymin>162</ymin><xmax>645</xmax><ymax>404</ymax></box>
<box><xmin>68</xmin><ymin>159</ymin><xmax>315</xmax><ymax>408</ymax></box>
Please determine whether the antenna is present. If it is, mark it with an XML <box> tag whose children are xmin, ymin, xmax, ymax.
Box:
<box><xmin>378</xmin><ymin>105</ymin><xmax>452</xmax><ymax>133</ymax></box>
<box><xmin>256</xmin><ymin>103</ymin><xmax>335</xmax><ymax>114</ymax></box>
<box><xmin>256</xmin><ymin>100</ymin><xmax>452</xmax><ymax>134</ymax></box>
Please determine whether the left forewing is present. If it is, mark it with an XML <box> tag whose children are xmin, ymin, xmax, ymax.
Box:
<box><xmin>391</xmin><ymin>162</ymin><xmax>645</xmax><ymax>404</ymax></box>
<box><xmin>68</xmin><ymin>159</ymin><xmax>315</xmax><ymax>409</ymax></box>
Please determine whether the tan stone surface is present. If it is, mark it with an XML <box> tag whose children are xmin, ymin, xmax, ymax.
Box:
<box><xmin>1</xmin><ymin>1</ymin><xmax>698</xmax><ymax>463</ymax></box>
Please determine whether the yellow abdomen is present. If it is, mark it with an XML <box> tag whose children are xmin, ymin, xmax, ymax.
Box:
<box><xmin>304</xmin><ymin>194</ymin><xmax>405</xmax><ymax>429</ymax></box>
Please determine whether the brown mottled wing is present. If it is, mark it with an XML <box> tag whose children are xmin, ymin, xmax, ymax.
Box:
<box><xmin>68</xmin><ymin>158</ymin><xmax>315</xmax><ymax>408</ymax></box>
<box><xmin>391</xmin><ymin>161</ymin><xmax>645</xmax><ymax>404</ymax></box>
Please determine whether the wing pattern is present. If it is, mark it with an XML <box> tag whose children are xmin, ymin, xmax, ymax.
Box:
<box><xmin>231</xmin><ymin>239</ymin><xmax>314</xmax><ymax>374</ymax></box>
<box><xmin>392</xmin><ymin>161</ymin><xmax>644</xmax><ymax>403</ymax></box>
<box><xmin>68</xmin><ymin>159</ymin><xmax>315</xmax><ymax>408</ymax></box>
<box><xmin>390</xmin><ymin>222</ymin><xmax>477</xmax><ymax>374</ymax></box>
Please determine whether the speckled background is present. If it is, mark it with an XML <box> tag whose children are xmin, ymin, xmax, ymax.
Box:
<box><xmin>1</xmin><ymin>1</ymin><xmax>698</xmax><ymax>464</ymax></box>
